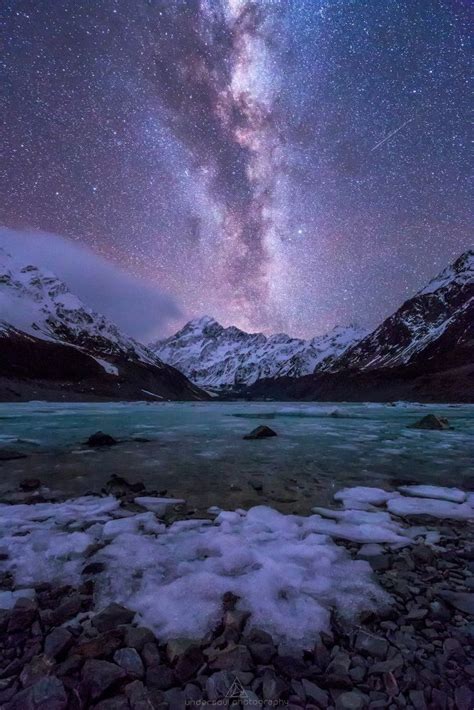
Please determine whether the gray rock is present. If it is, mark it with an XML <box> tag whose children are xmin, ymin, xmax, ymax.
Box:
<box><xmin>355</xmin><ymin>630</ymin><xmax>388</xmax><ymax>659</ymax></box>
<box><xmin>92</xmin><ymin>603</ymin><xmax>135</xmax><ymax>632</ymax></box>
<box><xmin>262</xmin><ymin>670</ymin><xmax>288</xmax><ymax>701</ymax></box>
<box><xmin>93</xmin><ymin>697</ymin><xmax>130</xmax><ymax>710</ymax></box>
<box><xmin>174</xmin><ymin>647</ymin><xmax>205</xmax><ymax>684</ymax></box>
<box><xmin>44</xmin><ymin>628</ymin><xmax>73</xmax><ymax>659</ymax></box>
<box><xmin>20</xmin><ymin>654</ymin><xmax>55</xmax><ymax>688</ymax></box>
<box><xmin>166</xmin><ymin>638</ymin><xmax>196</xmax><ymax>664</ymax></box>
<box><xmin>114</xmin><ymin>647</ymin><xmax>144</xmax><ymax>678</ymax></box>
<box><xmin>243</xmin><ymin>425</ymin><xmax>277</xmax><ymax>440</ymax></box>
<box><xmin>125</xmin><ymin>679</ymin><xmax>162</xmax><ymax>710</ymax></box>
<box><xmin>81</xmin><ymin>659</ymin><xmax>127</xmax><ymax>701</ymax></box>
<box><xmin>408</xmin><ymin>689</ymin><xmax>427</xmax><ymax>709</ymax></box>
<box><xmin>454</xmin><ymin>685</ymin><xmax>474</xmax><ymax>710</ymax></box>
<box><xmin>141</xmin><ymin>641</ymin><xmax>161</xmax><ymax>667</ymax></box>
<box><xmin>249</xmin><ymin>641</ymin><xmax>275</xmax><ymax>664</ymax></box>
<box><xmin>205</xmin><ymin>671</ymin><xmax>234</xmax><ymax>701</ymax></box>
<box><xmin>164</xmin><ymin>687</ymin><xmax>187</xmax><ymax>710</ymax></box>
<box><xmin>335</xmin><ymin>690</ymin><xmax>366</xmax><ymax>710</ymax></box>
<box><xmin>301</xmin><ymin>679</ymin><xmax>329</xmax><ymax>706</ymax></box>
<box><xmin>8</xmin><ymin>597</ymin><xmax>37</xmax><ymax>632</ymax></box>
<box><xmin>76</xmin><ymin>629</ymin><xmax>124</xmax><ymax>658</ymax></box>
<box><xmin>124</xmin><ymin>626</ymin><xmax>156</xmax><ymax>651</ymax></box>
<box><xmin>86</xmin><ymin>431</ymin><xmax>118</xmax><ymax>447</ymax></box>
<box><xmin>209</xmin><ymin>644</ymin><xmax>253</xmax><ymax>671</ymax></box>
<box><xmin>437</xmin><ymin>591</ymin><xmax>474</xmax><ymax>615</ymax></box>
<box><xmin>409</xmin><ymin>414</ymin><xmax>450</xmax><ymax>430</ymax></box>
<box><xmin>145</xmin><ymin>664</ymin><xmax>175</xmax><ymax>691</ymax></box>
<box><xmin>428</xmin><ymin>599</ymin><xmax>452</xmax><ymax>622</ymax></box>
<box><xmin>7</xmin><ymin>676</ymin><xmax>68</xmax><ymax>710</ymax></box>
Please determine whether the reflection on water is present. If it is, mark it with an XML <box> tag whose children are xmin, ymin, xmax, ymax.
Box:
<box><xmin>0</xmin><ymin>401</ymin><xmax>473</xmax><ymax>514</ymax></box>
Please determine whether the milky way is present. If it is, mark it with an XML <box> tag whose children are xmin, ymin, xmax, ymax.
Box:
<box><xmin>1</xmin><ymin>0</ymin><xmax>471</xmax><ymax>336</ymax></box>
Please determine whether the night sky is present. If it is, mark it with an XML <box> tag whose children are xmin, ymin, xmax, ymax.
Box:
<box><xmin>1</xmin><ymin>0</ymin><xmax>471</xmax><ymax>337</ymax></box>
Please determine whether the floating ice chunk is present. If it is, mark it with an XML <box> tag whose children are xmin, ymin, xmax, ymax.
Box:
<box><xmin>134</xmin><ymin>496</ymin><xmax>185</xmax><ymax>516</ymax></box>
<box><xmin>334</xmin><ymin>486</ymin><xmax>400</xmax><ymax>508</ymax></box>
<box><xmin>387</xmin><ymin>496</ymin><xmax>473</xmax><ymax>520</ymax></box>
<box><xmin>398</xmin><ymin>485</ymin><xmax>467</xmax><ymax>503</ymax></box>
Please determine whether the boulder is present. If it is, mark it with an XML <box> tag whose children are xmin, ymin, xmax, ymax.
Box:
<box><xmin>81</xmin><ymin>659</ymin><xmax>127</xmax><ymax>701</ymax></box>
<box><xmin>8</xmin><ymin>598</ymin><xmax>38</xmax><ymax>632</ymax></box>
<box><xmin>243</xmin><ymin>425</ymin><xmax>277</xmax><ymax>440</ymax></box>
<box><xmin>354</xmin><ymin>630</ymin><xmax>388</xmax><ymax>659</ymax></box>
<box><xmin>113</xmin><ymin>648</ymin><xmax>144</xmax><ymax>679</ymax></box>
<box><xmin>86</xmin><ymin>431</ymin><xmax>118</xmax><ymax>447</ymax></box>
<box><xmin>44</xmin><ymin>628</ymin><xmax>73</xmax><ymax>659</ymax></box>
<box><xmin>7</xmin><ymin>676</ymin><xmax>67</xmax><ymax>710</ymax></box>
<box><xmin>92</xmin><ymin>603</ymin><xmax>135</xmax><ymax>632</ymax></box>
<box><xmin>409</xmin><ymin>414</ymin><xmax>450</xmax><ymax>430</ymax></box>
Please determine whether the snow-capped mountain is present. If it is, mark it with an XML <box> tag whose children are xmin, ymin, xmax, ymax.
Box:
<box><xmin>0</xmin><ymin>249</ymin><xmax>157</xmax><ymax>366</ymax></box>
<box><xmin>327</xmin><ymin>250</ymin><xmax>474</xmax><ymax>373</ymax></box>
<box><xmin>150</xmin><ymin>316</ymin><xmax>366</xmax><ymax>389</ymax></box>
<box><xmin>0</xmin><ymin>250</ymin><xmax>205</xmax><ymax>401</ymax></box>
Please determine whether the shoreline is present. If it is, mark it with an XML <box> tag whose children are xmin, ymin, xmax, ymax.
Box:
<box><xmin>0</xmin><ymin>479</ymin><xmax>473</xmax><ymax>708</ymax></box>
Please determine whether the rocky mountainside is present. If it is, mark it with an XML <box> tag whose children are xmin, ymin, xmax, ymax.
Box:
<box><xmin>0</xmin><ymin>250</ymin><xmax>206</xmax><ymax>401</ymax></box>
<box><xmin>327</xmin><ymin>250</ymin><xmax>474</xmax><ymax>374</ymax></box>
<box><xmin>151</xmin><ymin>316</ymin><xmax>366</xmax><ymax>389</ymax></box>
<box><xmin>244</xmin><ymin>250</ymin><xmax>474</xmax><ymax>403</ymax></box>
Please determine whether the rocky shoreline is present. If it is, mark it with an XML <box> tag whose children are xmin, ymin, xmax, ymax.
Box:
<box><xmin>0</xmin><ymin>478</ymin><xmax>473</xmax><ymax>709</ymax></box>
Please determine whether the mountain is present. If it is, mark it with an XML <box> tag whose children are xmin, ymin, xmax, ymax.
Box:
<box><xmin>326</xmin><ymin>250</ymin><xmax>474</xmax><ymax>374</ymax></box>
<box><xmin>150</xmin><ymin>316</ymin><xmax>366</xmax><ymax>389</ymax></box>
<box><xmin>0</xmin><ymin>250</ymin><xmax>206</xmax><ymax>402</ymax></box>
<box><xmin>243</xmin><ymin>250</ymin><xmax>474</xmax><ymax>403</ymax></box>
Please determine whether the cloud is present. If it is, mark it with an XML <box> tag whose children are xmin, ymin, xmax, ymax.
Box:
<box><xmin>0</xmin><ymin>227</ymin><xmax>182</xmax><ymax>341</ymax></box>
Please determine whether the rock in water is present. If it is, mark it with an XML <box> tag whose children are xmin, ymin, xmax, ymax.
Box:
<box><xmin>86</xmin><ymin>431</ymin><xmax>118</xmax><ymax>447</ymax></box>
<box><xmin>19</xmin><ymin>478</ymin><xmax>41</xmax><ymax>491</ymax></box>
<box><xmin>243</xmin><ymin>425</ymin><xmax>278</xmax><ymax>440</ymax></box>
<box><xmin>0</xmin><ymin>448</ymin><xmax>27</xmax><ymax>461</ymax></box>
<box><xmin>409</xmin><ymin>414</ymin><xmax>450</xmax><ymax>430</ymax></box>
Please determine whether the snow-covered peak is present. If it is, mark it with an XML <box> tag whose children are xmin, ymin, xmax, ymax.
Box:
<box><xmin>151</xmin><ymin>317</ymin><xmax>366</xmax><ymax>389</ymax></box>
<box><xmin>0</xmin><ymin>249</ymin><xmax>162</xmax><ymax>367</ymax></box>
<box><xmin>419</xmin><ymin>249</ymin><xmax>474</xmax><ymax>296</ymax></box>
<box><xmin>327</xmin><ymin>249</ymin><xmax>474</xmax><ymax>373</ymax></box>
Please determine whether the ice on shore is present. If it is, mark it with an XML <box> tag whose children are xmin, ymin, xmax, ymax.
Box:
<box><xmin>398</xmin><ymin>485</ymin><xmax>467</xmax><ymax>503</ymax></box>
<box><xmin>0</xmin><ymin>482</ymin><xmax>473</xmax><ymax>649</ymax></box>
<box><xmin>387</xmin><ymin>496</ymin><xmax>473</xmax><ymax>520</ymax></box>
<box><xmin>0</xmin><ymin>496</ymin><xmax>388</xmax><ymax>648</ymax></box>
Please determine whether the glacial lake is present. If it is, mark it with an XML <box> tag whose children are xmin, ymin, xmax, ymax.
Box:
<box><xmin>0</xmin><ymin>401</ymin><xmax>473</xmax><ymax>514</ymax></box>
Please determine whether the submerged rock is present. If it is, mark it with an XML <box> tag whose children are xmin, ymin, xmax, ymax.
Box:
<box><xmin>409</xmin><ymin>414</ymin><xmax>450</xmax><ymax>430</ymax></box>
<box><xmin>86</xmin><ymin>431</ymin><xmax>118</xmax><ymax>447</ymax></box>
<box><xmin>243</xmin><ymin>425</ymin><xmax>278</xmax><ymax>440</ymax></box>
<box><xmin>0</xmin><ymin>448</ymin><xmax>27</xmax><ymax>461</ymax></box>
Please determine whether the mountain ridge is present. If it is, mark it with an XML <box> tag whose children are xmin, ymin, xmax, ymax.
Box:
<box><xmin>151</xmin><ymin>317</ymin><xmax>366</xmax><ymax>389</ymax></box>
<box><xmin>0</xmin><ymin>250</ymin><xmax>206</xmax><ymax>402</ymax></box>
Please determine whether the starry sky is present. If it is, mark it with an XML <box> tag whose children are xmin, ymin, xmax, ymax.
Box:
<box><xmin>1</xmin><ymin>0</ymin><xmax>472</xmax><ymax>338</ymax></box>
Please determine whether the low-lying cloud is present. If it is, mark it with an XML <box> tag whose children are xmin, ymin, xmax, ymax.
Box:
<box><xmin>0</xmin><ymin>227</ymin><xmax>182</xmax><ymax>341</ymax></box>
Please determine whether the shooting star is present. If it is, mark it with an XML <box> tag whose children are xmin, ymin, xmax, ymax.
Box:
<box><xmin>371</xmin><ymin>116</ymin><xmax>414</xmax><ymax>152</ymax></box>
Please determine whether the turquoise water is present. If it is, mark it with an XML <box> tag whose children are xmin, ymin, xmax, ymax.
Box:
<box><xmin>0</xmin><ymin>401</ymin><xmax>473</xmax><ymax>513</ymax></box>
